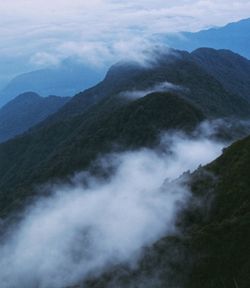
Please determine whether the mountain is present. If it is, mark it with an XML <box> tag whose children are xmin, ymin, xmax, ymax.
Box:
<box><xmin>0</xmin><ymin>47</ymin><xmax>250</xmax><ymax>287</ymax></box>
<box><xmin>0</xmin><ymin>92</ymin><xmax>70</xmax><ymax>143</ymax></box>
<box><xmin>192</xmin><ymin>48</ymin><xmax>250</xmax><ymax>102</ymax></box>
<box><xmin>186</xmin><ymin>131</ymin><xmax>250</xmax><ymax>288</ymax></box>
<box><xmin>0</xmin><ymin>59</ymin><xmax>106</xmax><ymax>107</ymax></box>
<box><xmin>46</xmin><ymin>48</ymin><xmax>250</xmax><ymax>123</ymax></box>
<box><xmin>167</xmin><ymin>18</ymin><xmax>250</xmax><ymax>59</ymax></box>
<box><xmin>0</xmin><ymin>91</ymin><xmax>204</xmax><ymax>218</ymax></box>
<box><xmin>0</xmin><ymin>48</ymin><xmax>250</xmax><ymax>218</ymax></box>
<box><xmin>75</xmin><ymin>127</ymin><xmax>250</xmax><ymax>288</ymax></box>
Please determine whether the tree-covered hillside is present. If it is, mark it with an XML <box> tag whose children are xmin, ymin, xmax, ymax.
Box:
<box><xmin>0</xmin><ymin>48</ymin><xmax>250</xmax><ymax>288</ymax></box>
<box><xmin>0</xmin><ymin>91</ymin><xmax>204</xmax><ymax>218</ymax></box>
<box><xmin>186</xmin><ymin>133</ymin><xmax>250</xmax><ymax>288</ymax></box>
<box><xmin>192</xmin><ymin>48</ymin><xmax>250</xmax><ymax>102</ymax></box>
<box><xmin>50</xmin><ymin>48</ymin><xmax>250</xmax><ymax>121</ymax></box>
<box><xmin>1</xmin><ymin>47</ymin><xmax>250</xmax><ymax>219</ymax></box>
<box><xmin>73</xmin><ymin>129</ymin><xmax>250</xmax><ymax>288</ymax></box>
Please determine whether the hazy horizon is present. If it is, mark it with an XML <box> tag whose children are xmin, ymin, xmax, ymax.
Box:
<box><xmin>0</xmin><ymin>0</ymin><xmax>250</xmax><ymax>88</ymax></box>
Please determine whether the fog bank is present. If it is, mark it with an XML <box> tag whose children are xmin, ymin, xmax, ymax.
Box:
<box><xmin>0</xmin><ymin>124</ymin><xmax>227</xmax><ymax>288</ymax></box>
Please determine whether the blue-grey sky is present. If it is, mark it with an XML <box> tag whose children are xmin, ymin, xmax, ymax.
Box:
<box><xmin>0</xmin><ymin>0</ymin><xmax>250</xmax><ymax>85</ymax></box>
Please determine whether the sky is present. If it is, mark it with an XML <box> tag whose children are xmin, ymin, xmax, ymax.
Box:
<box><xmin>0</xmin><ymin>0</ymin><xmax>250</xmax><ymax>84</ymax></box>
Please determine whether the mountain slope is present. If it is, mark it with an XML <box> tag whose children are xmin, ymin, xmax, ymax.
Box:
<box><xmin>0</xmin><ymin>59</ymin><xmax>106</xmax><ymax>107</ymax></box>
<box><xmin>192</xmin><ymin>48</ymin><xmax>250</xmax><ymax>102</ymax></box>
<box><xmin>167</xmin><ymin>18</ymin><xmax>250</xmax><ymax>59</ymax></box>
<box><xmin>186</xmin><ymin>134</ymin><xmax>250</xmax><ymax>288</ymax></box>
<box><xmin>47</xmin><ymin>49</ymin><xmax>250</xmax><ymax>123</ymax></box>
<box><xmin>0</xmin><ymin>92</ymin><xmax>70</xmax><ymax>143</ymax></box>
<box><xmin>80</xmin><ymin>130</ymin><xmax>250</xmax><ymax>288</ymax></box>
<box><xmin>0</xmin><ymin>48</ymin><xmax>249</xmax><ymax>287</ymax></box>
<box><xmin>0</xmin><ymin>91</ymin><xmax>204</xmax><ymax>217</ymax></box>
<box><xmin>1</xmin><ymin>47</ymin><xmax>250</xmax><ymax>217</ymax></box>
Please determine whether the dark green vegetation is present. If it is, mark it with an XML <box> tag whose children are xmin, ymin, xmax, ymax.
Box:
<box><xmin>0</xmin><ymin>47</ymin><xmax>250</xmax><ymax>287</ymax></box>
<box><xmin>75</xmin><ymin>127</ymin><xmax>250</xmax><ymax>288</ymax></box>
<box><xmin>82</xmin><ymin>235</ymin><xmax>192</xmax><ymax>288</ymax></box>
<box><xmin>0</xmin><ymin>92</ymin><xmax>204</xmax><ymax>217</ymax></box>
<box><xmin>186</xmin><ymin>134</ymin><xmax>250</xmax><ymax>288</ymax></box>
<box><xmin>52</xmin><ymin>48</ymin><xmax>250</xmax><ymax>121</ymax></box>
<box><xmin>0</xmin><ymin>92</ymin><xmax>69</xmax><ymax>143</ymax></box>
<box><xmin>193</xmin><ymin>48</ymin><xmax>250</xmax><ymax>102</ymax></box>
<box><xmin>1</xmin><ymin>48</ymin><xmax>250</xmax><ymax>218</ymax></box>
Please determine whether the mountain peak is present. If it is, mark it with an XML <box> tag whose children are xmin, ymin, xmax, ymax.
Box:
<box><xmin>192</xmin><ymin>47</ymin><xmax>248</xmax><ymax>59</ymax></box>
<box><xmin>0</xmin><ymin>92</ymin><xmax>69</xmax><ymax>143</ymax></box>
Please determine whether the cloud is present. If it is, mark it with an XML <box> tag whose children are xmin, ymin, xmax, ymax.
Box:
<box><xmin>0</xmin><ymin>122</ymin><xmax>227</xmax><ymax>288</ymax></box>
<box><xmin>0</xmin><ymin>0</ymin><xmax>250</xmax><ymax>74</ymax></box>
<box><xmin>120</xmin><ymin>81</ymin><xmax>185</xmax><ymax>100</ymax></box>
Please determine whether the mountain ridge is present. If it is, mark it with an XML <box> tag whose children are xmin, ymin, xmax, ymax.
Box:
<box><xmin>0</xmin><ymin>47</ymin><xmax>250</xmax><ymax>218</ymax></box>
<box><xmin>0</xmin><ymin>59</ymin><xmax>106</xmax><ymax>107</ymax></box>
<box><xmin>0</xmin><ymin>92</ymin><xmax>70</xmax><ymax>143</ymax></box>
<box><xmin>44</xmin><ymin>48</ymin><xmax>250</xmax><ymax>124</ymax></box>
<box><xmin>166</xmin><ymin>17</ymin><xmax>250</xmax><ymax>59</ymax></box>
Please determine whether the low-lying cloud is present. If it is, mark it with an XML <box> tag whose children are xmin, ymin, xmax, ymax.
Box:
<box><xmin>0</xmin><ymin>123</ymin><xmax>227</xmax><ymax>288</ymax></box>
<box><xmin>120</xmin><ymin>81</ymin><xmax>184</xmax><ymax>100</ymax></box>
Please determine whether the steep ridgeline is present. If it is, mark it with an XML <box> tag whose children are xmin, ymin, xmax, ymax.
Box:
<box><xmin>48</xmin><ymin>48</ymin><xmax>250</xmax><ymax>122</ymax></box>
<box><xmin>192</xmin><ymin>48</ymin><xmax>250</xmax><ymax>102</ymax></box>
<box><xmin>0</xmin><ymin>92</ymin><xmax>70</xmax><ymax>143</ymax></box>
<box><xmin>0</xmin><ymin>48</ymin><xmax>250</xmax><ymax>218</ymax></box>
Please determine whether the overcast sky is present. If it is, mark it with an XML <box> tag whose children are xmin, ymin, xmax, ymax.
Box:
<box><xmin>0</xmin><ymin>0</ymin><xmax>250</xmax><ymax>82</ymax></box>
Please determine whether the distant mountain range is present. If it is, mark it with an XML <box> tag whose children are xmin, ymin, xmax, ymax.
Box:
<box><xmin>0</xmin><ymin>59</ymin><xmax>106</xmax><ymax>107</ymax></box>
<box><xmin>167</xmin><ymin>18</ymin><xmax>250</xmax><ymax>59</ymax></box>
<box><xmin>0</xmin><ymin>18</ymin><xmax>249</xmax><ymax>110</ymax></box>
<box><xmin>0</xmin><ymin>92</ymin><xmax>69</xmax><ymax>143</ymax></box>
